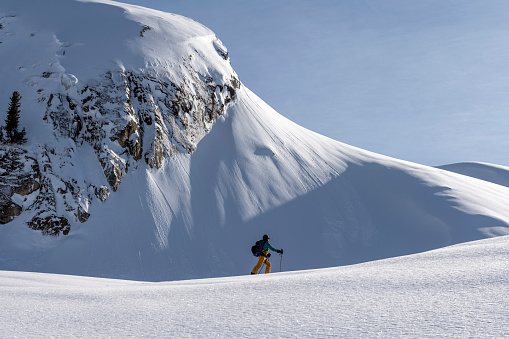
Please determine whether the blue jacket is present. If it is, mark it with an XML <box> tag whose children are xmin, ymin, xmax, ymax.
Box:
<box><xmin>261</xmin><ymin>241</ymin><xmax>278</xmax><ymax>253</ymax></box>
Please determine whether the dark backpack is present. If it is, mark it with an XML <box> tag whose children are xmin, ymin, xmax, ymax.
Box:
<box><xmin>251</xmin><ymin>240</ymin><xmax>265</xmax><ymax>257</ymax></box>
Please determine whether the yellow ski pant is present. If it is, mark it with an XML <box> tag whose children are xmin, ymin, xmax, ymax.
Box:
<box><xmin>252</xmin><ymin>254</ymin><xmax>271</xmax><ymax>274</ymax></box>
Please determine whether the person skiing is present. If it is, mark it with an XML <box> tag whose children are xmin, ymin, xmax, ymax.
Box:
<box><xmin>251</xmin><ymin>234</ymin><xmax>283</xmax><ymax>274</ymax></box>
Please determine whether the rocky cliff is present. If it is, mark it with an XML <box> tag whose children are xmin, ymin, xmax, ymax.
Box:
<box><xmin>0</xmin><ymin>0</ymin><xmax>240</xmax><ymax>235</ymax></box>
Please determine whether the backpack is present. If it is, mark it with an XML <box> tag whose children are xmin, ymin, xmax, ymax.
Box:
<box><xmin>251</xmin><ymin>240</ymin><xmax>265</xmax><ymax>257</ymax></box>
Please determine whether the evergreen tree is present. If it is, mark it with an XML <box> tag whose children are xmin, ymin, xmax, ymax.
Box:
<box><xmin>4</xmin><ymin>91</ymin><xmax>26</xmax><ymax>144</ymax></box>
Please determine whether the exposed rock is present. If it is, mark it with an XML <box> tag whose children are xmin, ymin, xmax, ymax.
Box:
<box><xmin>1</xmin><ymin>34</ymin><xmax>240</xmax><ymax>236</ymax></box>
<box><xmin>27</xmin><ymin>215</ymin><xmax>70</xmax><ymax>236</ymax></box>
<box><xmin>140</xmin><ymin>25</ymin><xmax>152</xmax><ymax>37</ymax></box>
<box><xmin>0</xmin><ymin>147</ymin><xmax>39</xmax><ymax>224</ymax></box>
<box><xmin>110</xmin><ymin>118</ymin><xmax>142</xmax><ymax>160</ymax></box>
<box><xmin>0</xmin><ymin>201</ymin><xmax>22</xmax><ymax>224</ymax></box>
<box><xmin>94</xmin><ymin>186</ymin><xmax>110</xmax><ymax>202</ymax></box>
<box><xmin>0</xmin><ymin>145</ymin><xmax>78</xmax><ymax>236</ymax></box>
<box><xmin>99</xmin><ymin>152</ymin><xmax>125</xmax><ymax>192</ymax></box>
<box><xmin>77</xmin><ymin>206</ymin><xmax>90</xmax><ymax>223</ymax></box>
<box><xmin>14</xmin><ymin>177</ymin><xmax>40</xmax><ymax>196</ymax></box>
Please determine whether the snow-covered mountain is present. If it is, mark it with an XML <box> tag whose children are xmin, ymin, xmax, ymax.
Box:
<box><xmin>1</xmin><ymin>0</ymin><xmax>509</xmax><ymax>281</ymax></box>
<box><xmin>0</xmin><ymin>0</ymin><xmax>239</xmax><ymax>235</ymax></box>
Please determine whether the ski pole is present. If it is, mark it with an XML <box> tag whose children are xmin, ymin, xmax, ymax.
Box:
<box><xmin>280</xmin><ymin>253</ymin><xmax>282</xmax><ymax>272</ymax></box>
<box><xmin>258</xmin><ymin>262</ymin><xmax>264</xmax><ymax>274</ymax></box>
<box><xmin>258</xmin><ymin>255</ymin><xmax>266</xmax><ymax>274</ymax></box>
<box><xmin>259</xmin><ymin>256</ymin><xmax>270</xmax><ymax>274</ymax></box>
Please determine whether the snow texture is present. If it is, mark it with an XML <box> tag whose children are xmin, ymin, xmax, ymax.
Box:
<box><xmin>0</xmin><ymin>0</ymin><xmax>509</xmax><ymax>283</ymax></box>
<box><xmin>438</xmin><ymin>162</ymin><xmax>509</xmax><ymax>188</ymax></box>
<box><xmin>1</xmin><ymin>235</ymin><xmax>508</xmax><ymax>337</ymax></box>
<box><xmin>0</xmin><ymin>0</ymin><xmax>239</xmax><ymax>236</ymax></box>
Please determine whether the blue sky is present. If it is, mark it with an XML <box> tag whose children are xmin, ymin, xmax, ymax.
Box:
<box><xmin>121</xmin><ymin>0</ymin><xmax>509</xmax><ymax>167</ymax></box>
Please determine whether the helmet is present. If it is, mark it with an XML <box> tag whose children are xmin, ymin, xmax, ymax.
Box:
<box><xmin>263</xmin><ymin>234</ymin><xmax>269</xmax><ymax>241</ymax></box>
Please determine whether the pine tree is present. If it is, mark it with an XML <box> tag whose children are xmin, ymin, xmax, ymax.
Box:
<box><xmin>4</xmin><ymin>91</ymin><xmax>26</xmax><ymax>144</ymax></box>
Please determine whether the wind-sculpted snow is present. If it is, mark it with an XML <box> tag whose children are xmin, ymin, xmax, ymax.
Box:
<box><xmin>438</xmin><ymin>162</ymin><xmax>509</xmax><ymax>188</ymax></box>
<box><xmin>1</xmin><ymin>0</ymin><xmax>509</xmax><ymax>281</ymax></box>
<box><xmin>1</xmin><ymin>236</ymin><xmax>508</xmax><ymax>337</ymax></box>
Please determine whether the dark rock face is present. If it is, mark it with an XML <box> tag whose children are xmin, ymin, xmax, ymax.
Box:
<box><xmin>0</xmin><ymin>147</ymin><xmax>39</xmax><ymax>224</ymax></box>
<box><xmin>1</xmin><ymin>5</ymin><xmax>240</xmax><ymax>236</ymax></box>
<box><xmin>0</xmin><ymin>201</ymin><xmax>22</xmax><ymax>224</ymax></box>
<box><xmin>1</xmin><ymin>60</ymin><xmax>240</xmax><ymax>236</ymax></box>
<box><xmin>27</xmin><ymin>215</ymin><xmax>70</xmax><ymax>236</ymax></box>
<box><xmin>94</xmin><ymin>186</ymin><xmax>110</xmax><ymax>202</ymax></box>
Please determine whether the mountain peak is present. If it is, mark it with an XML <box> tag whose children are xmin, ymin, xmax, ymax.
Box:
<box><xmin>0</xmin><ymin>0</ymin><xmax>240</xmax><ymax>235</ymax></box>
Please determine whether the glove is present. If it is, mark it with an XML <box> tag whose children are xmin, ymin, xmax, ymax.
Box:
<box><xmin>267</xmin><ymin>253</ymin><xmax>271</xmax><ymax>258</ymax></box>
<box><xmin>277</xmin><ymin>249</ymin><xmax>283</xmax><ymax>254</ymax></box>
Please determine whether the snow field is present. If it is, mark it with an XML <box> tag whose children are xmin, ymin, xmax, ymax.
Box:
<box><xmin>1</xmin><ymin>236</ymin><xmax>508</xmax><ymax>338</ymax></box>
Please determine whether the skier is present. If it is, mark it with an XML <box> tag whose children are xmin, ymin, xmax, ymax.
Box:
<box><xmin>251</xmin><ymin>234</ymin><xmax>283</xmax><ymax>274</ymax></box>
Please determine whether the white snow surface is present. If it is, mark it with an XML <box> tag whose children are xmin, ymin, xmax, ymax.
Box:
<box><xmin>438</xmin><ymin>162</ymin><xmax>509</xmax><ymax>188</ymax></box>
<box><xmin>0</xmin><ymin>0</ymin><xmax>229</xmax><ymax>81</ymax></box>
<box><xmin>1</xmin><ymin>0</ymin><xmax>509</xmax><ymax>282</ymax></box>
<box><xmin>1</xmin><ymin>235</ymin><xmax>508</xmax><ymax>338</ymax></box>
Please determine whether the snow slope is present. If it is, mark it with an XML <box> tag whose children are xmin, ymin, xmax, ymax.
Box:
<box><xmin>438</xmin><ymin>162</ymin><xmax>509</xmax><ymax>188</ymax></box>
<box><xmin>1</xmin><ymin>0</ymin><xmax>509</xmax><ymax>281</ymax></box>
<box><xmin>3</xmin><ymin>85</ymin><xmax>509</xmax><ymax>281</ymax></box>
<box><xmin>1</xmin><ymin>235</ymin><xmax>508</xmax><ymax>338</ymax></box>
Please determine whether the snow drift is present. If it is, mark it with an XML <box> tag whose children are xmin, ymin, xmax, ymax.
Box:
<box><xmin>1</xmin><ymin>0</ymin><xmax>509</xmax><ymax>281</ymax></box>
<box><xmin>438</xmin><ymin>162</ymin><xmax>509</xmax><ymax>188</ymax></box>
<box><xmin>1</xmin><ymin>235</ymin><xmax>509</xmax><ymax>337</ymax></box>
